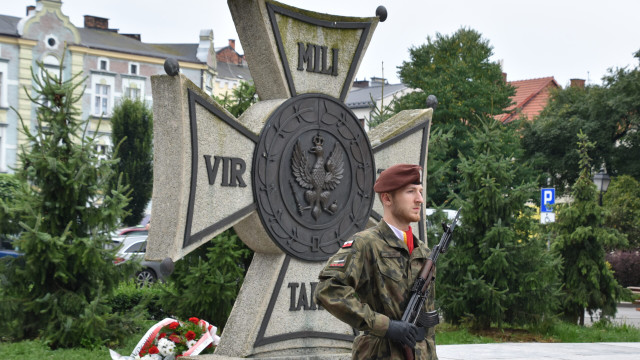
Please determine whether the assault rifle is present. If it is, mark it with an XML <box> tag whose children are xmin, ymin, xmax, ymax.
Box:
<box><xmin>400</xmin><ymin>207</ymin><xmax>461</xmax><ymax>360</ymax></box>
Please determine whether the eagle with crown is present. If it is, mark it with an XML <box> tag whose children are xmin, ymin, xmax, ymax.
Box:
<box><xmin>292</xmin><ymin>134</ymin><xmax>344</xmax><ymax>220</ymax></box>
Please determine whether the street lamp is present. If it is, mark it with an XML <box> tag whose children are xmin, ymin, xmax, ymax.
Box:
<box><xmin>592</xmin><ymin>169</ymin><xmax>611</xmax><ymax>206</ymax></box>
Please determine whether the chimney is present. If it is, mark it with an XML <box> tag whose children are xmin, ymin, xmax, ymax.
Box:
<box><xmin>370</xmin><ymin>76</ymin><xmax>387</xmax><ymax>86</ymax></box>
<box><xmin>122</xmin><ymin>34</ymin><xmax>141</xmax><ymax>41</ymax></box>
<box><xmin>570</xmin><ymin>78</ymin><xmax>585</xmax><ymax>89</ymax></box>
<box><xmin>84</xmin><ymin>15</ymin><xmax>109</xmax><ymax>30</ymax></box>
<box><xmin>229</xmin><ymin>39</ymin><xmax>235</xmax><ymax>50</ymax></box>
<box><xmin>502</xmin><ymin>72</ymin><xmax>507</xmax><ymax>82</ymax></box>
<box><xmin>353</xmin><ymin>79</ymin><xmax>369</xmax><ymax>88</ymax></box>
<box><xmin>26</xmin><ymin>5</ymin><xmax>36</xmax><ymax>16</ymax></box>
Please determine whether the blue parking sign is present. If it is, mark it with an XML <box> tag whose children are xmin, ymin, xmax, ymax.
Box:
<box><xmin>541</xmin><ymin>188</ymin><xmax>555</xmax><ymax>213</ymax></box>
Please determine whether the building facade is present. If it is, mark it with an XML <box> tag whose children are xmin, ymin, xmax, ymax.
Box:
<box><xmin>0</xmin><ymin>0</ymin><xmax>217</xmax><ymax>173</ymax></box>
<box><xmin>213</xmin><ymin>39</ymin><xmax>252</xmax><ymax>98</ymax></box>
<box><xmin>345</xmin><ymin>77</ymin><xmax>413</xmax><ymax>132</ymax></box>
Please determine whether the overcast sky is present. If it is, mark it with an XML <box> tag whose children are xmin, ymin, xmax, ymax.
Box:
<box><xmin>6</xmin><ymin>0</ymin><xmax>640</xmax><ymax>88</ymax></box>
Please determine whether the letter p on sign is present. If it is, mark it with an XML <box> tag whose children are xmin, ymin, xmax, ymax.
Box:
<box><xmin>541</xmin><ymin>188</ymin><xmax>555</xmax><ymax>213</ymax></box>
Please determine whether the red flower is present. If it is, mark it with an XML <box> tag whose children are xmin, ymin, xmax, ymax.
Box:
<box><xmin>189</xmin><ymin>317</ymin><xmax>200</xmax><ymax>325</ymax></box>
<box><xmin>149</xmin><ymin>346</ymin><xmax>160</xmax><ymax>355</ymax></box>
<box><xmin>159</xmin><ymin>332</ymin><xmax>167</xmax><ymax>339</ymax></box>
<box><xmin>185</xmin><ymin>330</ymin><xmax>196</xmax><ymax>341</ymax></box>
<box><xmin>170</xmin><ymin>334</ymin><xmax>182</xmax><ymax>343</ymax></box>
<box><xmin>169</xmin><ymin>321</ymin><xmax>180</xmax><ymax>330</ymax></box>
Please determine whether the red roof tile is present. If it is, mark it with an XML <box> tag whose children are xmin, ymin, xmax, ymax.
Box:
<box><xmin>497</xmin><ymin>76</ymin><xmax>560</xmax><ymax>123</ymax></box>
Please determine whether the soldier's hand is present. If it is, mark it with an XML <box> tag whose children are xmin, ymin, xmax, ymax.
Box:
<box><xmin>385</xmin><ymin>320</ymin><xmax>419</xmax><ymax>348</ymax></box>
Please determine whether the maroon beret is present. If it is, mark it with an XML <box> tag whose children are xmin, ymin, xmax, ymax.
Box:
<box><xmin>373</xmin><ymin>164</ymin><xmax>422</xmax><ymax>193</ymax></box>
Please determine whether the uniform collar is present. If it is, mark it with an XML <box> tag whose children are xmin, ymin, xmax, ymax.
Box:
<box><xmin>377</xmin><ymin>220</ymin><xmax>427</xmax><ymax>259</ymax></box>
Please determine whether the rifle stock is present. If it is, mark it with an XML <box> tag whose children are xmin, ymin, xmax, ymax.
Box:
<box><xmin>399</xmin><ymin>208</ymin><xmax>461</xmax><ymax>360</ymax></box>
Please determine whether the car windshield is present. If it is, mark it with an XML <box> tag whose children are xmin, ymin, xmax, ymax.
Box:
<box><xmin>125</xmin><ymin>241</ymin><xmax>147</xmax><ymax>253</ymax></box>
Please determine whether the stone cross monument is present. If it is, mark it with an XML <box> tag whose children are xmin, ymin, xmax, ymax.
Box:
<box><xmin>147</xmin><ymin>1</ymin><xmax>434</xmax><ymax>359</ymax></box>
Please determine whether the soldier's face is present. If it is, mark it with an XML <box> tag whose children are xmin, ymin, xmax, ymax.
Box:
<box><xmin>385</xmin><ymin>184</ymin><xmax>424</xmax><ymax>226</ymax></box>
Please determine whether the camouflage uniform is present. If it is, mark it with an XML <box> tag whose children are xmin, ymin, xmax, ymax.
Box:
<box><xmin>315</xmin><ymin>220</ymin><xmax>437</xmax><ymax>360</ymax></box>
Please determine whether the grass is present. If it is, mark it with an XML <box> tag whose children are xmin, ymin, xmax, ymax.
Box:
<box><xmin>436</xmin><ymin>320</ymin><xmax>640</xmax><ymax>345</ymax></box>
<box><xmin>0</xmin><ymin>321</ymin><xmax>154</xmax><ymax>360</ymax></box>
<box><xmin>1</xmin><ymin>319</ymin><xmax>638</xmax><ymax>359</ymax></box>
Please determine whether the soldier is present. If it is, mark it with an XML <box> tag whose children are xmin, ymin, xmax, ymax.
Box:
<box><xmin>315</xmin><ymin>164</ymin><xmax>437</xmax><ymax>360</ymax></box>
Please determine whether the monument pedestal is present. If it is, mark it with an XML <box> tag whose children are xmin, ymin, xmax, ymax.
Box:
<box><xmin>187</xmin><ymin>354</ymin><xmax>350</xmax><ymax>360</ymax></box>
<box><xmin>202</xmin><ymin>253</ymin><xmax>355</xmax><ymax>359</ymax></box>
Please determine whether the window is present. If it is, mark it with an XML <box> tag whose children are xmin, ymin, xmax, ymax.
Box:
<box><xmin>125</xmin><ymin>87</ymin><xmax>140</xmax><ymax>100</ymax></box>
<box><xmin>45</xmin><ymin>35</ymin><xmax>58</xmax><ymax>50</ymax></box>
<box><xmin>0</xmin><ymin>127</ymin><xmax>5</xmax><ymax>172</ymax></box>
<box><xmin>129</xmin><ymin>63</ymin><xmax>138</xmax><ymax>75</ymax></box>
<box><xmin>0</xmin><ymin>59</ymin><xmax>8</xmax><ymax>108</ymax></box>
<box><xmin>98</xmin><ymin>58</ymin><xmax>109</xmax><ymax>71</ymax></box>
<box><xmin>125</xmin><ymin>241</ymin><xmax>146</xmax><ymax>253</ymax></box>
<box><xmin>94</xmin><ymin>83</ymin><xmax>110</xmax><ymax>115</ymax></box>
<box><xmin>122</xmin><ymin>78</ymin><xmax>144</xmax><ymax>101</ymax></box>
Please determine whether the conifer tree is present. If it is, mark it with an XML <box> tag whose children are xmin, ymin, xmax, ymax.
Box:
<box><xmin>438</xmin><ymin>117</ymin><xmax>562</xmax><ymax>329</ymax></box>
<box><xmin>551</xmin><ymin>131</ymin><xmax>629</xmax><ymax>325</ymax></box>
<box><xmin>0</xmin><ymin>54</ymin><xmax>134</xmax><ymax>348</ymax></box>
<box><xmin>110</xmin><ymin>98</ymin><xmax>153</xmax><ymax>226</ymax></box>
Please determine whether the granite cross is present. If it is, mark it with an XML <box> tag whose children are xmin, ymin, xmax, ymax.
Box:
<box><xmin>147</xmin><ymin>1</ymin><xmax>433</xmax><ymax>358</ymax></box>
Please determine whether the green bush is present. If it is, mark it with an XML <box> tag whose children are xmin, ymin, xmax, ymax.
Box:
<box><xmin>159</xmin><ymin>229</ymin><xmax>251</xmax><ymax>330</ymax></box>
<box><xmin>108</xmin><ymin>280</ymin><xmax>169</xmax><ymax>320</ymax></box>
<box><xmin>0</xmin><ymin>174</ymin><xmax>22</xmax><ymax>236</ymax></box>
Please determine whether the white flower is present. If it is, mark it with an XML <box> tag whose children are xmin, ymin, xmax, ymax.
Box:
<box><xmin>157</xmin><ymin>338</ymin><xmax>176</xmax><ymax>356</ymax></box>
<box><xmin>187</xmin><ymin>339</ymin><xmax>197</xmax><ymax>349</ymax></box>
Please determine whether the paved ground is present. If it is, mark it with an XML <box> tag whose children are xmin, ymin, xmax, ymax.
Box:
<box><xmin>585</xmin><ymin>303</ymin><xmax>640</xmax><ymax>327</ymax></box>
<box><xmin>438</xmin><ymin>342</ymin><xmax>640</xmax><ymax>360</ymax></box>
<box><xmin>439</xmin><ymin>303</ymin><xmax>640</xmax><ymax>360</ymax></box>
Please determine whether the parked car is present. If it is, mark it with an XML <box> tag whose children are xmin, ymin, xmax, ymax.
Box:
<box><xmin>115</xmin><ymin>226</ymin><xmax>149</xmax><ymax>237</ymax></box>
<box><xmin>113</xmin><ymin>235</ymin><xmax>165</xmax><ymax>285</ymax></box>
<box><xmin>0</xmin><ymin>234</ymin><xmax>21</xmax><ymax>258</ymax></box>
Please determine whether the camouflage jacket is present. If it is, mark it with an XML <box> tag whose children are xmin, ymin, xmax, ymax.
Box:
<box><xmin>315</xmin><ymin>220</ymin><xmax>437</xmax><ymax>360</ymax></box>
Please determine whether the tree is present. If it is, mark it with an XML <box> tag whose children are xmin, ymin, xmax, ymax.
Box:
<box><xmin>0</xmin><ymin>56</ymin><xmax>134</xmax><ymax>348</ymax></box>
<box><xmin>603</xmin><ymin>175</ymin><xmax>640</xmax><ymax>249</ymax></box>
<box><xmin>110</xmin><ymin>98</ymin><xmax>154</xmax><ymax>226</ymax></box>
<box><xmin>395</xmin><ymin>28</ymin><xmax>514</xmax><ymax>124</ymax></box>
<box><xmin>521</xmin><ymin>49</ymin><xmax>640</xmax><ymax>192</ymax></box>
<box><xmin>214</xmin><ymin>81</ymin><xmax>257</xmax><ymax>117</ymax></box>
<box><xmin>438</xmin><ymin>117</ymin><xmax>561</xmax><ymax>329</ymax></box>
<box><xmin>0</xmin><ymin>174</ymin><xmax>22</xmax><ymax>236</ymax></box>
<box><xmin>394</xmin><ymin>28</ymin><xmax>515</xmax><ymax>205</ymax></box>
<box><xmin>550</xmin><ymin>131</ymin><xmax>629</xmax><ymax>325</ymax></box>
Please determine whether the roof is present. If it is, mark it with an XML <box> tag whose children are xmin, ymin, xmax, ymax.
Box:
<box><xmin>497</xmin><ymin>76</ymin><xmax>559</xmax><ymax>123</ymax></box>
<box><xmin>345</xmin><ymin>83</ymin><xmax>408</xmax><ymax>109</ymax></box>
<box><xmin>216</xmin><ymin>60</ymin><xmax>253</xmax><ymax>82</ymax></box>
<box><xmin>0</xmin><ymin>13</ymin><xmax>201</xmax><ymax>63</ymax></box>
<box><xmin>78</xmin><ymin>28</ymin><xmax>200</xmax><ymax>63</ymax></box>
<box><xmin>0</xmin><ymin>14</ymin><xmax>19</xmax><ymax>37</ymax></box>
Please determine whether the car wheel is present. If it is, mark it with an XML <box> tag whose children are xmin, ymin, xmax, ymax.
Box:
<box><xmin>135</xmin><ymin>268</ymin><xmax>157</xmax><ymax>286</ymax></box>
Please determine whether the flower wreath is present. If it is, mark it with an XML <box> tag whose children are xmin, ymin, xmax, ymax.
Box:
<box><xmin>110</xmin><ymin>317</ymin><xmax>221</xmax><ymax>359</ymax></box>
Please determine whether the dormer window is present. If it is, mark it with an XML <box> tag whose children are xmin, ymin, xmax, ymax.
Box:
<box><xmin>98</xmin><ymin>57</ymin><xmax>109</xmax><ymax>71</ymax></box>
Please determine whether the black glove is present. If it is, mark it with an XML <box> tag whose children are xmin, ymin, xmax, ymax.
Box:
<box><xmin>385</xmin><ymin>320</ymin><xmax>420</xmax><ymax>348</ymax></box>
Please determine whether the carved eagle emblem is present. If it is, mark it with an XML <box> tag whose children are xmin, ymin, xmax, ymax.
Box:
<box><xmin>291</xmin><ymin>134</ymin><xmax>344</xmax><ymax>220</ymax></box>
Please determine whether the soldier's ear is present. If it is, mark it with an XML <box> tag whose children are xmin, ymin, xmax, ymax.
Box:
<box><xmin>380</xmin><ymin>192</ymin><xmax>393</xmax><ymax>206</ymax></box>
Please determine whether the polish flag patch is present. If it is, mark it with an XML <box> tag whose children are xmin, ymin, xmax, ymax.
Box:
<box><xmin>329</xmin><ymin>259</ymin><xmax>346</xmax><ymax>267</ymax></box>
<box><xmin>342</xmin><ymin>240</ymin><xmax>354</xmax><ymax>248</ymax></box>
